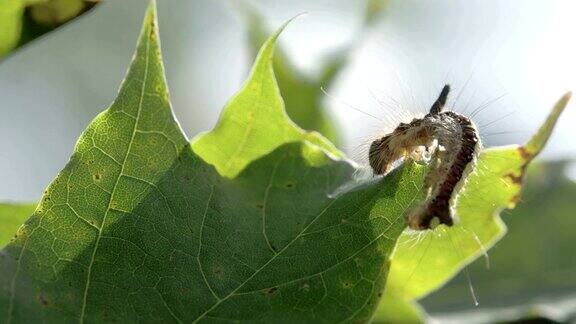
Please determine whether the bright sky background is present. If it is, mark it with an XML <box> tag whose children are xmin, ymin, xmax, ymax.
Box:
<box><xmin>0</xmin><ymin>0</ymin><xmax>574</xmax><ymax>201</ymax></box>
<box><xmin>256</xmin><ymin>0</ymin><xmax>576</xmax><ymax>159</ymax></box>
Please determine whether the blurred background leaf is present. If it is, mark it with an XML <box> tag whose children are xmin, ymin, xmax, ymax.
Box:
<box><xmin>0</xmin><ymin>0</ymin><xmax>100</xmax><ymax>59</ymax></box>
<box><xmin>0</xmin><ymin>203</ymin><xmax>35</xmax><ymax>247</ymax></box>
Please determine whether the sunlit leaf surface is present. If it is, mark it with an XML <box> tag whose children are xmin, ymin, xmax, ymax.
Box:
<box><xmin>423</xmin><ymin>161</ymin><xmax>576</xmax><ymax>323</ymax></box>
<box><xmin>239</xmin><ymin>0</ymin><xmax>388</xmax><ymax>144</ymax></box>
<box><xmin>192</xmin><ymin>17</ymin><xmax>341</xmax><ymax>179</ymax></box>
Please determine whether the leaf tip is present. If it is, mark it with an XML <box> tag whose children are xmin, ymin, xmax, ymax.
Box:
<box><xmin>561</xmin><ymin>90</ymin><xmax>573</xmax><ymax>104</ymax></box>
<box><xmin>260</xmin><ymin>14</ymin><xmax>303</xmax><ymax>55</ymax></box>
<box><xmin>280</xmin><ymin>11</ymin><xmax>309</xmax><ymax>27</ymax></box>
<box><xmin>139</xmin><ymin>0</ymin><xmax>160</xmax><ymax>45</ymax></box>
<box><xmin>524</xmin><ymin>91</ymin><xmax>571</xmax><ymax>157</ymax></box>
<box><xmin>147</xmin><ymin>0</ymin><xmax>158</xmax><ymax>11</ymax></box>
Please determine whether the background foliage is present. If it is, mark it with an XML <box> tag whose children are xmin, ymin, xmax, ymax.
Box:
<box><xmin>0</xmin><ymin>0</ymin><xmax>99</xmax><ymax>58</ymax></box>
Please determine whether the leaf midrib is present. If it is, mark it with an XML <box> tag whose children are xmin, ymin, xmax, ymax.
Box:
<box><xmin>78</xmin><ymin>31</ymin><xmax>152</xmax><ymax>323</ymax></box>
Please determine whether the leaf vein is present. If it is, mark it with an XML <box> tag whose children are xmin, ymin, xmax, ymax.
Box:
<box><xmin>197</xmin><ymin>186</ymin><xmax>220</xmax><ymax>301</ymax></box>
<box><xmin>191</xmin><ymin>196</ymin><xmax>338</xmax><ymax>323</ymax></box>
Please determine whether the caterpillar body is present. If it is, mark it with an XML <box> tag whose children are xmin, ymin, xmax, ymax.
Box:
<box><xmin>368</xmin><ymin>85</ymin><xmax>481</xmax><ymax>230</ymax></box>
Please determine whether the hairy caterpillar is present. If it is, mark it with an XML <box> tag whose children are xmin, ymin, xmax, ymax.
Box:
<box><xmin>368</xmin><ymin>85</ymin><xmax>481</xmax><ymax>230</ymax></box>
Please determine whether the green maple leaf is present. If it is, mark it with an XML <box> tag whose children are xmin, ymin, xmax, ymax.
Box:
<box><xmin>0</xmin><ymin>2</ymin><xmax>428</xmax><ymax>322</ymax></box>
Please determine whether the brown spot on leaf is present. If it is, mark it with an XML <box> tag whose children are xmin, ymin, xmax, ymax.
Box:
<box><xmin>266</xmin><ymin>287</ymin><xmax>278</xmax><ymax>295</ymax></box>
<box><xmin>504</xmin><ymin>173</ymin><xmax>523</xmax><ymax>185</ymax></box>
<box><xmin>93</xmin><ymin>173</ymin><xmax>102</xmax><ymax>182</ymax></box>
<box><xmin>518</xmin><ymin>146</ymin><xmax>532</xmax><ymax>160</ymax></box>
